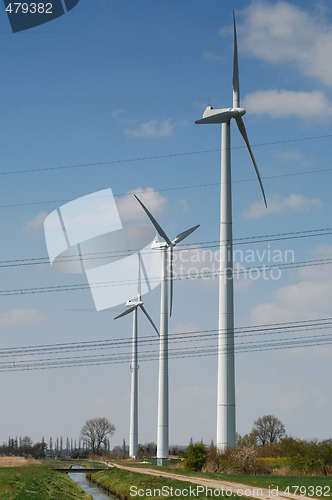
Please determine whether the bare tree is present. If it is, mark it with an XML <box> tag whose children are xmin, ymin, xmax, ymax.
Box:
<box><xmin>253</xmin><ymin>415</ymin><xmax>285</xmax><ymax>446</ymax></box>
<box><xmin>21</xmin><ymin>436</ymin><xmax>33</xmax><ymax>447</ymax></box>
<box><xmin>236</xmin><ymin>430</ymin><xmax>258</xmax><ymax>447</ymax></box>
<box><xmin>80</xmin><ymin>417</ymin><xmax>115</xmax><ymax>455</ymax></box>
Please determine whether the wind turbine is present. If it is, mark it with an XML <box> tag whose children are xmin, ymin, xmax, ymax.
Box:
<box><xmin>195</xmin><ymin>11</ymin><xmax>267</xmax><ymax>450</ymax></box>
<box><xmin>114</xmin><ymin>253</ymin><xmax>159</xmax><ymax>459</ymax></box>
<box><xmin>135</xmin><ymin>194</ymin><xmax>199</xmax><ymax>465</ymax></box>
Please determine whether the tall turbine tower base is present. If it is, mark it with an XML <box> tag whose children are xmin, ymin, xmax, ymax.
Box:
<box><xmin>196</xmin><ymin>11</ymin><xmax>267</xmax><ymax>452</ymax></box>
<box><xmin>129</xmin><ymin>307</ymin><xmax>138</xmax><ymax>458</ymax></box>
<box><xmin>217</xmin><ymin>121</ymin><xmax>236</xmax><ymax>450</ymax></box>
<box><xmin>157</xmin><ymin>246</ymin><xmax>169</xmax><ymax>464</ymax></box>
<box><xmin>135</xmin><ymin>197</ymin><xmax>199</xmax><ymax>467</ymax></box>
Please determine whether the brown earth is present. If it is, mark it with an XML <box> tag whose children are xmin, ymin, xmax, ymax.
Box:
<box><xmin>0</xmin><ymin>456</ymin><xmax>41</xmax><ymax>467</ymax></box>
<box><xmin>106</xmin><ymin>461</ymin><xmax>313</xmax><ymax>500</ymax></box>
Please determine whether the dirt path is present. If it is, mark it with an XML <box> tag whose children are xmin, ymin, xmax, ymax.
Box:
<box><xmin>105</xmin><ymin>462</ymin><xmax>313</xmax><ymax>500</ymax></box>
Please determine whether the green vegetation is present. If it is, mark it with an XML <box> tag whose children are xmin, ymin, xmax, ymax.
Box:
<box><xmin>0</xmin><ymin>464</ymin><xmax>91</xmax><ymax>499</ymax></box>
<box><xmin>113</xmin><ymin>462</ymin><xmax>331</xmax><ymax>498</ymax></box>
<box><xmin>88</xmin><ymin>467</ymin><xmax>243</xmax><ymax>499</ymax></box>
<box><xmin>175</xmin><ymin>472</ymin><xmax>332</xmax><ymax>498</ymax></box>
<box><xmin>183</xmin><ymin>442</ymin><xmax>207</xmax><ymax>471</ymax></box>
<box><xmin>0</xmin><ymin>438</ymin><xmax>46</xmax><ymax>459</ymax></box>
<box><xmin>205</xmin><ymin>438</ymin><xmax>332</xmax><ymax>476</ymax></box>
<box><xmin>278</xmin><ymin>438</ymin><xmax>332</xmax><ymax>475</ymax></box>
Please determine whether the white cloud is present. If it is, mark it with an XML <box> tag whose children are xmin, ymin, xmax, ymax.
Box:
<box><xmin>174</xmin><ymin>199</ymin><xmax>189</xmax><ymax>213</ymax></box>
<box><xmin>0</xmin><ymin>309</ymin><xmax>47</xmax><ymax>327</ymax></box>
<box><xmin>251</xmin><ymin>302</ymin><xmax>296</xmax><ymax>324</ymax></box>
<box><xmin>251</xmin><ymin>246</ymin><xmax>332</xmax><ymax>324</ymax></box>
<box><xmin>243</xmin><ymin>193</ymin><xmax>323</xmax><ymax>219</ymax></box>
<box><xmin>239</xmin><ymin>1</ymin><xmax>332</xmax><ymax>86</ymax></box>
<box><xmin>23</xmin><ymin>211</ymin><xmax>48</xmax><ymax>232</ymax></box>
<box><xmin>171</xmin><ymin>247</ymin><xmax>252</xmax><ymax>291</ymax></box>
<box><xmin>243</xmin><ymin>90</ymin><xmax>332</xmax><ymax>121</ymax></box>
<box><xmin>202</xmin><ymin>50</ymin><xmax>223</xmax><ymax>62</ymax></box>
<box><xmin>171</xmin><ymin>322</ymin><xmax>202</xmax><ymax>335</ymax></box>
<box><xmin>234</xmin><ymin>279</ymin><xmax>253</xmax><ymax>292</ymax></box>
<box><xmin>310</xmin><ymin>245</ymin><xmax>332</xmax><ymax>258</ymax></box>
<box><xmin>54</xmin><ymin>199</ymin><xmax>122</xmax><ymax>233</ymax></box>
<box><xmin>275</xmin><ymin>149</ymin><xmax>311</xmax><ymax>167</ymax></box>
<box><xmin>124</xmin><ymin>119</ymin><xmax>175</xmax><ymax>138</ymax></box>
<box><xmin>110</xmin><ymin>108</ymin><xmax>125</xmax><ymax>119</ymax></box>
<box><xmin>251</xmin><ymin>278</ymin><xmax>332</xmax><ymax>324</ymax></box>
<box><xmin>116</xmin><ymin>187</ymin><xmax>167</xmax><ymax>222</ymax></box>
<box><xmin>277</xmin><ymin>150</ymin><xmax>302</xmax><ymax>162</ymax></box>
<box><xmin>296</xmin><ymin>245</ymin><xmax>332</xmax><ymax>282</ymax></box>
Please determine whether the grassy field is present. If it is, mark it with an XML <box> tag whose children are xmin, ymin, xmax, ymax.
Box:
<box><xmin>190</xmin><ymin>472</ymin><xmax>332</xmax><ymax>498</ymax></box>
<box><xmin>88</xmin><ymin>467</ymin><xmax>244</xmax><ymax>499</ymax></box>
<box><xmin>0</xmin><ymin>458</ymin><xmax>41</xmax><ymax>468</ymax></box>
<box><xmin>112</xmin><ymin>461</ymin><xmax>332</xmax><ymax>498</ymax></box>
<box><xmin>0</xmin><ymin>463</ymin><xmax>92</xmax><ymax>499</ymax></box>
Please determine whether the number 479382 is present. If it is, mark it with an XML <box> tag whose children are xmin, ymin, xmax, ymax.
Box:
<box><xmin>284</xmin><ymin>486</ymin><xmax>330</xmax><ymax>497</ymax></box>
<box><xmin>5</xmin><ymin>3</ymin><xmax>53</xmax><ymax>14</ymax></box>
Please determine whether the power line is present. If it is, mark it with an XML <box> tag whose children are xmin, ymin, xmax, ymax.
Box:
<box><xmin>0</xmin><ymin>316</ymin><xmax>331</xmax><ymax>358</ymax></box>
<box><xmin>0</xmin><ymin>256</ymin><xmax>331</xmax><ymax>297</ymax></box>
<box><xmin>1</xmin><ymin>314</ymin><xmax>331</xmax><ymax>371</ymax></box>
<box><xmin>0</xmin><ymin>132</ymin><xmax>330</xmax><ymax>215</ymax></box>
<box><xmin>1</xmin><ymin>226</ymin><xmax>331</xmax><ymax>269</ymax></box>
<box><xmin>0</xmin><ymin>337</ymin><xmax>330</xmax><ymax>373</ymax></box>
<box><xmin>2</xmin><ymin>166</ymin><xmax>332</xmax><ymax>210</ymax></box>
<box><xmin>0</xmin><ymin>133</ymin><xmax>331</xmax><ymax>178</ymax></box>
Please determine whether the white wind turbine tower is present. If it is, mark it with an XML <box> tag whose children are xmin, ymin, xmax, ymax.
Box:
<box><xmin>135</xmin><ymin>194</ymin><xmax>199</xmax><ymax>465</ymax></box>
<box><xmin>114</xmin><ymin>253</ymin><xmax>159</xmax><ymax>459</ymax></box>
<box><xmin>195</xmin><ymin>11</ymin><xmax>267</xmax><ymax>450</ymax></box>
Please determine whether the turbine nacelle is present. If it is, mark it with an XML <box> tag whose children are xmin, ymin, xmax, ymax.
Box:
<box><xmin>195</xmin><ymin>106</ymin><xmax>246</xmax><ymax>124</ymax></box>
<box><xmin>151</xmin><ymin>241</ymin><xmax>169</xmax><ymax>250</ymax></box>
<box><xmin>135</xmin><ymin>195</ymin><xmax>199</xmax><ymax>316</ymax></box>
<box><xmin>126</xmin><ymin>300</ymin><xmax>143</xmax><ymax>307</ymax></box>
<box><xmin>195</xmin><ymin>11</ymin><xmax>267</xmax><ymax>208</ymax></box>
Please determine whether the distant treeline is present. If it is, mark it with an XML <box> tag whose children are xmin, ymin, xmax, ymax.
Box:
<box><xmin>0</xmin><ymin>435</ymin><xmax>108</xmax><ymax>459</ymax></box>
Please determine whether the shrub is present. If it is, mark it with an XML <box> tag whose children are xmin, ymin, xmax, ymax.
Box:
<box><xmin>183</xmin><ymin>443</ymin><xmax>207</xmax><ymax>472</ymax></box>
<box><xmin>280</xmin><ymin>438</ymin><xmax>332</xmax><ymax>475</ymax></box>
<box><xmin>204</xmin><ymin>445</ymin><xmax>271</xmax><ymax>475</ymax></box>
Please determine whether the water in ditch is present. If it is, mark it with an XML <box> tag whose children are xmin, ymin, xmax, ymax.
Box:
<box><xmin>68</xmin><ymin>467</ymin><xmax>118</xmax><ymax>499</ymax></box>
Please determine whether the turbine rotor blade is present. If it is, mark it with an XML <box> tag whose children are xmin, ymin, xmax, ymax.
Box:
<box><xmin>172</xmin><ymin>225</ymin><xmax>200</xmax><ymax>245</ymax></box>
<box><xmin>137</xmin><ymin>252</ymin><xmax>142</xmax><ymax>300</ymax></box>
<box><xmin>233</xmin><ymin>10</ymin><xmax>240</xmax><ymax>108</ymax></box>
<box><xmin>235</xmin><ymin>116</ymin><xmax>267</xmax><ymax>207</ymax></box>
<box><xmin>139</xmin><ymin>304</ymin><xmax>159</xmax><ymax>336</ymax></box>
<box><xmin>134</xmin><ymin>195</ymin><xmax>172</xmax><ymax>246</ymax></box>
<box><xmin>114</xmin><ymin>305</ymin><xmax>137</xmax><ymax>320</ymax></box>
<box><xmin>170</xmin><ymin>225</ymin><xmax>199</xmax><ymax>316</ymax></box>
<box><xmin>139</xmin><ymin>251</ymin><xmax>152</xmax><ymax>293</ymax></box>
<box><xmin>170</xmin><ymin>246</ymin><xmax>174</xmax><ymax>317</ymax></box>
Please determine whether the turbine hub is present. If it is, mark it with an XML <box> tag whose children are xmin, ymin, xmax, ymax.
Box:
<box><xmin>232</xmin><ymin>107</ymin><xmax>246</xmax><ymax>117</ymax></box>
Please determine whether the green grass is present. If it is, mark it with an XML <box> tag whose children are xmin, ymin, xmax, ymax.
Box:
<box><xmin>111</xmin><ymin>461</ymin><xmax>332</xmax><ymax>498</ymax></box>
<box><xmin>198</xmin><ymin>474</ymin><xmax>332</xmax><ymax>498</ymax></box>
<box><xmin>88</xmin><ymin>468</ymin><xmax>243</xmax><ymax>499</ymax></box>
<box><xmin>0</xmin><ymin>464</ymin><xmax>92</xmax><ymax>499</ymax></box>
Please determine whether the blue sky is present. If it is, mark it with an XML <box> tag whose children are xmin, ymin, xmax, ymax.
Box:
<box><xmin>0</xmin><ymin>0</ymin><xmax>331</xmax><ymax>448</ymax></box>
